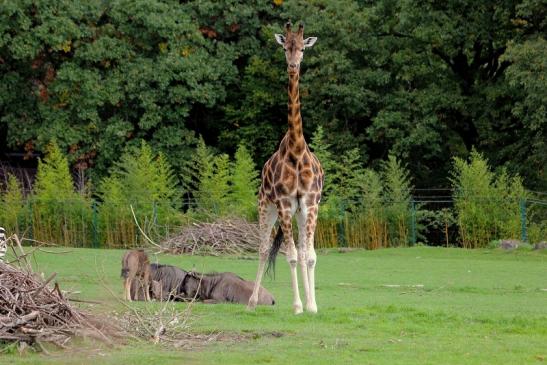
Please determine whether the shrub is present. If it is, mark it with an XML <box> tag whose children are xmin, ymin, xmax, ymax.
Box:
<box><xmin>229</xmin><ymin>144</ymin><xmax>259</xmax><ymax>220</ymax></box>
<box><xmin>382</xmin><ymin>155</ymin><xmax>413</xmax><ymax>246</ymax></box>
<box><xmin>0</xmin><ymin>174</ymin><xmax>25</xmax><ymax>236</ymax></box>
<box><xmin>98</xmin><ymin>141</ymin><xmax>182</xmax><ymax>248</ymax></box>
<box><xmin>345</xmin><ymin>169</ymin><xmax>387</xmax><ymax>249</ymax></box>
<box><xmin>197</xmin><ymin>153</ymin><xmax>231</xmax><ymax>216</ymax></box>
<box><xmin>181</xmin><ymin>136</ymin><xmax>212</xmax><ymax>206</ymax></box>
<box><xmin>451</xmin><ymin>150</ymin><xmax>525</xmax><ymax>248</ymax></box>
<box><xmin>31</xmin><ymin>142</ymin><xmax>92</xmax><ymax>246</ymax></box>
<box><xmin>315</xmin><ymin>147</ymin><xmax>367</xmax><ymax>247</ymax></box>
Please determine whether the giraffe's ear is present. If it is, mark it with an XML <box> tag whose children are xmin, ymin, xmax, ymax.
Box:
<box><xmin>303</xmin><ymin>37</ymin><xmax>317</xmax><ymax>49</ymax></box>
<box><xmin>274</xmin><ymin>34</ymin><xmax>286</xmax><ymax>46</ymax></box>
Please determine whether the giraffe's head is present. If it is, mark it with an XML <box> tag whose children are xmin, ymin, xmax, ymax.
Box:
<box><xmin>275</xmin><ymin>22</ymin><xmax>317</xmax><ymax>75</ymax></box>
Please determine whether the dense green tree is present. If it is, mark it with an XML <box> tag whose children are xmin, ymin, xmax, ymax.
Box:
<box><xmin>363</xmin><ymin>0</ymin><xmax>546</xmax><ymax>188</ymax></box>
<box><xmin>1</xmin><ymin>0</ymin><xmax>545</xmax><ymax>191</ymax></box>
<box><xmin>500</xmin><ymin>37</ymin><xmax>546</xmax><ymax>186</ymax></box>
<box><xmin>0</xmin><ymin>0</ymin><xmax>237</xmax><ymax>182</ymax></box>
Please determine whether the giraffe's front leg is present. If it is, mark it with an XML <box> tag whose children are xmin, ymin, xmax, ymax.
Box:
<box><xmin>306</xmin><ymin>245</ymin><xmax>317</xmax><ymax>313</ymax></box>
<box><xmin>286</xmin><ymin>239</ymin><xmax>303</xmax><ymax>314</ymax></box>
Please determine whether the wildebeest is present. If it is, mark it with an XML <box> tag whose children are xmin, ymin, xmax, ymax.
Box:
<box><xmin>181</xmin><ymin>271</ymin><xmax>275</xmax><ymax>305</ymax></box>
<box><xmin>121</xmin><ymin>249</ymin><xmax>151</xmax><ymax>302</ymax></box>
<box><xmin>149</xmin><ymin>263</ymin><xmax>189</xmax><ymax>301</ymax></box>
<box><xmin>130</xmin><ymin>278</ymin><xmax>160</xmax><ymax>301</ymax></box>
<box><xmin>130</xmin><ymin>263</ymin><xmax>189</xmax><ymax>301</ymax></box>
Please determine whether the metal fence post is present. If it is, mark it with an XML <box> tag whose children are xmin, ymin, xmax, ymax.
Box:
<box><xmin>92</xmin><ymin>200</ymin><xmax>99</xmax><ymax>248</ymax></box>
<box><xmin>337</xmin><ymin>204</ymin><xmax>346</xmax><ymax>247</ymax></box>
<box><xmin>28</xmin><ymin>199</ymin><xmax>34</xmax><ymax>240</ymax></box>
<box><xmin>410</xmin><ymin>199</ymin><xmax>417</xmax><ymax>246</ymax></box>
<box><xmin>520</xmin><ymin>198</ymin><xmax>527</xmax><ymax>242</ymax></box>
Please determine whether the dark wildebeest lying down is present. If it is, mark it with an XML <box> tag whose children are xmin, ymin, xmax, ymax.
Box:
<box><xmin>149</xmin><ymin>263</ymin><xmax>189</xmax><ymax>301</ymax></box>
<box><xmin>181</xmin><ymin>271</ymin><xmax>275</xmax><ymax>305</ymax></box>
<box><xmin>130</xmin><ymin>263</ymin><xmax>189</xmax><ymax>301</ymax></box>
<box><xmin>121</xmin><ymin>249</ymin><xmax>151</xmax><ymax>302</ymax></box>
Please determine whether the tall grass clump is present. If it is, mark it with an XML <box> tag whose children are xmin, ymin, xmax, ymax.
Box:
<box><xmin>182</xmin><ymin>138</ymin><xmax>260</xmax><ymax>220</ymax></box>
<box><xmin>345</xmin><ymin>169</ymin><xmax>387</xmax><ymax>249</ymax></box>
<box><xmin>0</xmin><ymin>174</ymin><xmax>25</xmax><ymax>236</ymax></box>
<box><xmin>181</xmin><ymin>136</ymin><xmax>212</xmax><ymax>206</ymax></box>
<box><xmin>451</xmin><ymin>150</ymin><xmax>525</xmax><ymax>248</ymax></box>
<box><xmin>310</xmin><ymin>123</ymin><xmax>418</xmax><ymax>249</ymax></box>
<box><xmin>199</xmin><ymin>153</ymin><xmax>231</xmax><ymax>216</ymax></box>
<box><xmin>382</xmin><ymin>155</ymin><xmax>413</xmax><ymax>246</ymax></box>
<box><xmin>310</xmin><ymin>127</ymin><xmax>339</xmax><ymax>247</ymax></box>
<box><xmin>229</xmin><ymin>144</ymin><xmax>260</xmax><ymax>220</ymax></box>
<box><xmin>182</xmin><ymin>137</ymin><xmax>231</xmax><ymax>218</ymax></box>
<box><xmin>98</xmin><ymin>141</ymin><xmax>182</xmax><ymax>248</ymax></box>
<box><xmin>314</xmin><ymin>147</ymin><xmax>364</xmax><ymax>247</ymax></box>
<box><xmin>31</xmin><ymin>142</ymin><xmax>92</xmax><ymax>246</ymax></box>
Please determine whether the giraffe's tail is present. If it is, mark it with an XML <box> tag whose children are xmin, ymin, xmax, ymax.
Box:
<box><xmin>265</xmin><ymin>226</ymin><xmax>284</xmax><ymax>278</ymax></box>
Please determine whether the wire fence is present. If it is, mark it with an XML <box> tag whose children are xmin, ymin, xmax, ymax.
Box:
<box><xmin>0</xmin><ymin>192</ymin><xmax>545</xmax><ymax>249</ymax></box>
<box><xmin>313</xmin><ymin>194</ymin><xmax>546</xmax><ymax>249</ymax></box>
<box><xmin>0</xmin><ymin>200</ymin><xmax>183</xmax><ymax>249</ymax></box>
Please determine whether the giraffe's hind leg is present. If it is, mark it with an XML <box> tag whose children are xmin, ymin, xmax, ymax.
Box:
<box><xmin>295</xmin><ymin>207</ymin><xmax>311</xmax><ymax>311</ymax></box>
<box><xmin>304</xmin><ymin>204</ymin><xmax>319</xmax><ymax>313</ymax></box>
<box><xmin>248</xmin><ymin>202</ymin><xmax>277</xmax><ymax>310</ymax></box>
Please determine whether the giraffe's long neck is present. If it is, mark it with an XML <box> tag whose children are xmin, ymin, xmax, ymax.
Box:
<box><xmin>287</xmin><ymin>72</ymin><xmax>304</xmax><ymax>145</ymax></box>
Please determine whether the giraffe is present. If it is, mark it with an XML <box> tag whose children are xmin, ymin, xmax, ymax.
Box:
<box><xmin>247</xmin><ymin>22</ymin><xmax>323</xmax><ymax>314</ymax></box>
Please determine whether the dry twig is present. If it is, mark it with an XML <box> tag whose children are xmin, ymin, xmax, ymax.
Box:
<box><xmin>161</xmin><ymin>218</ymin><xmax>261</xmax><ymax>256</ymax></box>
<box><xmin>0</xmin><ymin>236</ymin><xmax>119</xmax><ymax>351</ymax></box>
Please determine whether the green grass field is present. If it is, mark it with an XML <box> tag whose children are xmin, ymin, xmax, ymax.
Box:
<box><xmin>4</xmin><ymin>246</ymin><xmax>547</xmax><ymax>365</ymax></box>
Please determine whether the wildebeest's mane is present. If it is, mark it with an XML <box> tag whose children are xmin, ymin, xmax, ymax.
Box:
<box><xmin>187</xmin><ymin>271</ymin><xmax>246</xmax><ymax>281</ymax></box>
<box><xmin>149</xmin><ymin>263</ymin><xmax>188</xmax><ymax>300</ymax></box>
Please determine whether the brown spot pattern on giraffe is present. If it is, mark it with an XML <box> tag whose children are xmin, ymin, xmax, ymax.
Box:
<box><xmin>257</xmin><ymin>34</ymin><xmax>323</xmax><ymax>210</ymax></box>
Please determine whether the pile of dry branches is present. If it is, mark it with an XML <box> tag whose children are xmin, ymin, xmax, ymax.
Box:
<box><xmin>0</xmin><ymin>236</ymin><xmax>116</xmax><ymax>352</ymax></box>
<box><xmin>161</xmin><ymin>218</ymin><xmax>261</xmax><ymax>256</ymax></box>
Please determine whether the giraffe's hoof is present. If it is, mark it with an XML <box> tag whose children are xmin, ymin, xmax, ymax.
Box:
<box><xmin>306</xmin><ymin>303</ymin><xmax>318</xmax><ymax>313</ymax></box>
<box><xmin>247</xmin><ymin>298</ymin><xmax>258</xmax><ymax>311</ymax></box>
<box><xmin>293</xmin><ymin>303</ymin><xmax>303</xmax><ymax>315</ymax></box>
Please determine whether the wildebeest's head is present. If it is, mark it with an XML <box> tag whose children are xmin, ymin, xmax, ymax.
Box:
<box><xmin>180</xmin><ymin>271</ymin><xmax>203</xmax><ymax>299</ymax></box>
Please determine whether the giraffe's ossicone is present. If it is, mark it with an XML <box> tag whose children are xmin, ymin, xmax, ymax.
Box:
<box><xmin>248</xmin><ymin>22</ymin><xmax>323</xmax><ymax>314</ymax></box>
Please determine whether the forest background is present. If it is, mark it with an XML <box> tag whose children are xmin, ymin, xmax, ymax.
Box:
<box><xmin>0</xmin><ymin>0</ymin><xmax>545</xmax><ymax>248</ymax></box>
